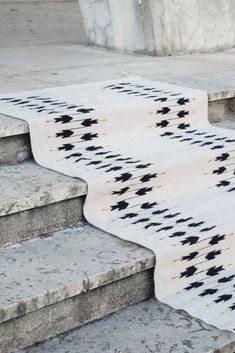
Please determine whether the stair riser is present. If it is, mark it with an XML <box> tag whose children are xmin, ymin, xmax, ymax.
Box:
<box><xmin>0</xmin><ymin>197</ymin><xmax>85</xmax><ymax>247</ymax></box>
<box><xmin>0</xmin><ymin>269</ymin><xmax>154</xmax><ymax>353</ymax></box>
<box><xmin>209</xmin><ymin>97</ymin><xmax>235</xmax><ymax>123</ymax></box>
<box><xmin>0</xmin><ymin>134</ymin><xmax>31</xmax><ymax>166</ymax></box>
<box><xmin>0</xmin><ymin>98</ymin><xmax>235</xmax><ymax>165</ymax></box>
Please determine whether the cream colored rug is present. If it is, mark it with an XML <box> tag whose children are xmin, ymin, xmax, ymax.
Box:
<box><xmin>1</xmin><ymin>77</ymin><xmax>235</xmax><ymax>331</ymax></box>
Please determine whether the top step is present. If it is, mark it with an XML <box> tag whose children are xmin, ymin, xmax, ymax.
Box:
<box><xmin>16</xmin><ymin>298</ymin><xmax>235</xmax><ymax>353</ymax></box>
<box><xmin>0</xmin><ymin>84</ymin><xmax>235</xmax><ymax>165</ymax></box>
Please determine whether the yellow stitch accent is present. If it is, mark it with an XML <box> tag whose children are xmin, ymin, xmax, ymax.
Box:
<box><xmin>171</xmin><ymin>243</ymin><xmax>177</xmax><ymax>247</ymax></box>
<box><xmin>171</xmin><ymin>276</ymin><xmax>178</xmax><ymax>280</ymax></box>
<box><xmin>159</xmin><ymin>236</ymin><xmax>165</xmax><ymax>240</ymax></box>
<box><xmin>148</xmin><ymin>112</ymin><xmax>155</xmax><ymax>115</ymax></box>
<box><xmin>205</xmin><ymin>303</ymin><xmax>210</xmax><ymax>307</ymax></box>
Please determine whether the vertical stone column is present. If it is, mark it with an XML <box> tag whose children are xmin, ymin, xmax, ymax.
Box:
<box><xmin>79</xmin><ymin>0</ymin><xmax>235</xmax><ymax>55</ymax></box>
<box><xmin>79</xmin><ymin>0</ymin><xmax>155</xmax><ymax>54</ymax></box>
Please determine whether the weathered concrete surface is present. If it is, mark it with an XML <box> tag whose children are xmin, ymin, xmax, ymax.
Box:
<box><xmin>0</xmin><ymin>222</ymin><xmax>154</xmax><ymax>352</ymax></box>
<box><xmin>0</xmin><ymin>115</ymin><xmax>28</xmax><ymax>138</ymax></box>
<box><xmin>1</xmin><ymin>270</ymin><xmax>153</xmax><ymax>353</ymax></box>
<box><xmin>79</xmin><ymin>0</ymin><xmax>235</xmax><ymax>56</ymax></box>
<box><xmin>0</xmin><ymin>222</ymin><xmax>154</xmax><ymax>323</ymax></box>
<box><xmin>0</xmin><ymin>0</ymin><xmax>87</xmax><ymax>47</ymax></box>
<box><xmin>0</xmin><ymin>133</ymin><xmax>31</xmax><ymax>165</ymax></box>
<box><xmin>1</xmin><ymin>44</ymin><xmax>235</xmax><ymax>96</ymax></box>
<box><xmin>0</xmin><ymin>160</ymin><xmax>86</xmax><ymax>217</ymax></box>
<box><xmin>17</xmin><ymin>299</ymin><xmax>235</xmax><ymax>353</ymax></box>
<box><xmin>0</xmin><ymin>197</ymin><xmax>84</xmax><ymax>247</ymax></box>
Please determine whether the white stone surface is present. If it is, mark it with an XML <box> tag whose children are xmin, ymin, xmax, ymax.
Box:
<box><xmin>0</xmin><ymin>160</ymin><xmax>86</xmax><ymax>217</ymax></box>
<box><xmin>17</xmin><ymin>298</ymin><xmax>235</xmax><ymax>353</ymax></box>
<box><xmin>79</xmin><ymin>0</ymin><xmax>235</xmax><ymax>55</ymax></box>
<box><xmin>0</xmin><ymin>222</ymin><xmax>154</xmax><ymax>323</ymax></box>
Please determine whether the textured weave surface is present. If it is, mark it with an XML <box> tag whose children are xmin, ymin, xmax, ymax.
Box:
<box><xmin>0</xmin><ymin>77</ymin><xmax>235</xmax><ymax>331</ymax></box>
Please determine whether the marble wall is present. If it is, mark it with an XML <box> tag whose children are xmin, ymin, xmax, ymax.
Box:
<box><xmin>79</xmin><ymin>0</ymin><xmax>235</xmax><ymax>55</ymax></box>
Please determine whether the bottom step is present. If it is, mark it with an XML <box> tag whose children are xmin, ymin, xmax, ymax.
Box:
<box><xmin>17</xmin><ymin>299</ymin><xmax>235</xmax><ymax>353</ymax></box>
<box><xmin>0</xmin><ymin>223</ymin><xmax>154</xmax><ymax>353</ymax></box>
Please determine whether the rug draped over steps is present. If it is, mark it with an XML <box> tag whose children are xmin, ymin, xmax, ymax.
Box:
<box><xmin>0</xmin><ymin>77</ymin><xmax>235</xmax><ymax>331</ymax></box>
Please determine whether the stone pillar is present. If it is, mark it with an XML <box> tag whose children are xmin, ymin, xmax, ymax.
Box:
<box><xmin>79</xmin><ymin>0</ymin><xmax>235</xmax><ymax>56</ymax></box>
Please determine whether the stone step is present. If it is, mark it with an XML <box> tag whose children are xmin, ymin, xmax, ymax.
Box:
<box><xmin>0</xmin><ymin>222</ymin><xmax>154</xmax><ymax>353</ymax></box>
<box><xmin>1</xmin><ymin>118</ymin><xmax>235</xmax><ymax>247</ymax></box>
<box><xmin>15</xmin><ymin>298</ymin><xmax>235</xmax><ymax>353</ymax></box>
<box><xmin>0</xmin><ymin>160</ymin><xmax>87</xmax><ymax>247</ymax></box>
<box><xmin>0</xmin><ymin>115</ymin><xmax>31</xmax><ymax>165</ymax></box>
<box><xmin>0</xmin><ymin>89</ymin><xmax>235</xmax><ymax>165</ymax></box>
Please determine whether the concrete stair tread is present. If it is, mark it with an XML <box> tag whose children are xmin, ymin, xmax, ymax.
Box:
<box><xmin>0</xmin><ymin>222</ymin><xmax>154</xmax><ymax>324</ymax></box>
<box><xmin>16</xmin><ymin>298</ymin><xmax>235</xmax><ymax>353</ymax></box>
<box><xmin>0</xmin><ymin>160</ymin><xmax>86</xmax><ymax>217</ymax></box>
<box><xmin>0</xmin><ymin>114</ymin><xmax>28</xmax><ymax>139</ymax></box>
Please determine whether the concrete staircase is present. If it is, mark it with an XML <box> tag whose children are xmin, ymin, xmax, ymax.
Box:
<box><xmin>1</xmin><ymin>92</ymin><xmax>235</xmax><ymax>353</ymax></box>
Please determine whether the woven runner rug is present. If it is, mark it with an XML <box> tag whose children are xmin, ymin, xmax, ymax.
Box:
<box><xmin>1</xmin><ymin>77</ymin><xmax>235</xmax><ymax>331</ymax></box>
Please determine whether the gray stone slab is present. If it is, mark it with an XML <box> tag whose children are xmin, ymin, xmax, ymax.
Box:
<box><xmin>0</xmin><ymin>197</ymin><xmax>84</xmax><ymax>247</ymax></box>
<box><xmin>1</xmin><ymin>269</ymin><xmax>153</xmax><ymax>353</ymax></box>
<box><xmin>18</xmin><ymin>298</ymin><xmax>235</xmax><ymax>353</ymax></box>
<box><xmin>165</xmin><ymin>70</ymin><xmax>235</xmax><ymax>101</ymax></box>
<box><xmin>0</xmin><ymin>114</ymin><xmax>28</xmax><ymax>138</ymax></box>
<box><xmin>0</xmin><ymin>160</ymin><xmax>87</xmax><ymax>217</ymax></box>
<box><xmin>0</xmin><ymin>44</ymin><xmax>234</xmax><ymax>95</ymax></box>
<box><xmin>0</xmin><ymin>222</ymin><xmax>154</xmax><ymax>324</ymax></box>
<box><xmin>0</xmin><ymin>133</ymin><xmax>31</xmax><ymax>165</ymax></box>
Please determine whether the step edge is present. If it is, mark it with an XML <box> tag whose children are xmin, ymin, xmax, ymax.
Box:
<box><xmin>0</xmin><ymin>254</ymin><xmax>155</xmax><ymax>324</ymax></box>
<box><xmin>0</xmin><ymin>91</ymin><xmax>234</xmax><ymax>138</ymax></box>
<box><xmin>0</xmin><ymin>161</ymin><xmax>87</xmax><ymax>217</ymax></box>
